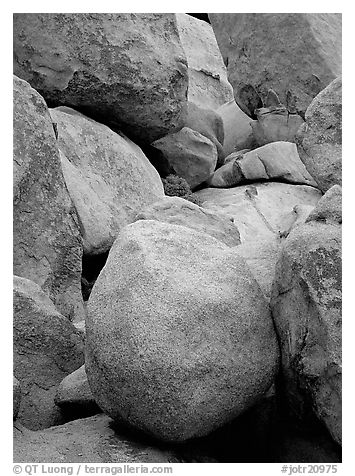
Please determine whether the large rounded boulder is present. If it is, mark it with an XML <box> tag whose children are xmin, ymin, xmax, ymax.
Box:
<box><xmin>13</xmin><ymin>13</ymin><xmax>188</xmax><ymax>143</ymax></box>
<box><xmin>86</xmin><ymin>220</ymin><xmax>279</xmax><ymax>442</ymax></box>
<box><xmin>271</xmin><ymin>186</ymin><xmax>342</xmax><ymax>445</ymax></box>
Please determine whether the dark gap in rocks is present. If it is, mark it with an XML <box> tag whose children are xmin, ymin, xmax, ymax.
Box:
<box><xmin>187</xmin><ymin>13</ymin><xmax>210</xmax><ymax>24</ymax></box>
<box><xmin>58</xmin><ymin>402</ymin><xmax>103</xmax><ymax>425</ymax></box>
<box><xmin>81</xmin><ymin>251</ymin><xmax>109</xmax><ymax>301</ymax></box>
<box><xmin>140</xmin><ymin>144</ymin><xmax>175</xmax><ymax>179</ymax></box>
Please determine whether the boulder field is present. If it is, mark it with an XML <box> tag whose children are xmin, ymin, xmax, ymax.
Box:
<box><xmin>13</xmin><ymin>12</ymin><xmax>341</xmax><ymax>463</ymax></box>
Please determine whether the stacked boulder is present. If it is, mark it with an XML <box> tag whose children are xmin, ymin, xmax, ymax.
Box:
<box><xmin>12</xmin><ymin>12</ymin><xmax>341</xmax><ymax>463</ymax></box>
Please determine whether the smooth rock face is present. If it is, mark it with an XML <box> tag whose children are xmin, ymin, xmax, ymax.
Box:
<box><xmin>217</xmin><ymin>100</ymin><xmax>256</xmax><ymax>156</ymax></box>
<box><xmin>208</xmin><ymin>142</ymin><xmax>317</xmax><ymax>188</ymax></box>
<box><xmin>296</xmin><ymin>77</ymin><xmax>342</xmax><ymax>192</ymax></box>
<box><xmin>13</xmin><ymin>76</ymin><xmax>84</xmax><ymax>321</ymax></box>
<box><xmin>209</xmin><ymin>13</ymin><xmax>342</xmax><ymax>116</ymax></box>
<box><xmin>152</xmin><ymin>127</ymin><xmax>218</xmax><ymax>189</ymax></box>
<box><xmin>234</xmin><ymin>240</ymin><xmax>280</xmax><ymax>301</ymax></box>
<box><xmin>13</xmin><ymin>377</ymin><xmax>22</xmax><ymax>420</ymax></box>
<box><xmin>251</xmin><ymin>108</ymin><xmax>305</xmax><ymax>146</ymax></box>
<box><xmin>51</xmin><ymin>107</ymin><xmax>164</xmax><ymax>254</ymax></box>
<box><xmin>195</xmin><ymin>183</ymin><xmax>322</xmax><ymax>244</ymax></box>
<box><xmin>14</xmin><ymin>414</ymin><xmax>180</xmax><ymax>463</ymax></box>
<box><xmin>13</xmin><ymin>13</ymin><xmax>188</xmax><ymax>143</ymax></box>
<box><xmin>271</xmin><ymin>191</ymin><xmax>342</xmax><ymax>445</ymax></box>
<box><xmin>135</xmin><ymin>196</ymin><xmax>241</xmax><ymax>247</ymax></box>
<box><xmin>55</xmin><ymin>365</ymin><xmax>99</xmax><ymax>417</ymax></box>
<box><xmin>86</xmin><ymin>220</ymin><xmax>279</xmax><ymax>442</ymax></box>
<box><xmin>13</xmin><ymin>276</ymin><xmax>85</xmax><ymax>430</ymax></box>
<box><xmin>176</xmin><ymin>13</ymin><xmax>234</xmax><ymax>110</ymax></box>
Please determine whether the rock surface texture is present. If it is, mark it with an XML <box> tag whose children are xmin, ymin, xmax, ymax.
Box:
<box><xmin>86</xmin><ymin>220</ymin><xmax>279</xmax><ymax>442</ymax></box>
<box><xmin>14</xmin><ymin>414</ymin><xmax>181</xmax><ymax>463</ymax></box>
<box><xmin>135</xmin><ymin>196</ymin><xmax>241</xmax><ymax>247</ymax></box>
<box><xmin>13</xmin><ymin>13</ymin><xmax>189</xmax><ymax>143</ymax></box>
<box><xmin>208</xmin><ymin>142</ymin><xmax>317</xmax><ymax>188</ymax></box>
<box><xmin>209</xmin><ymin>13</ymin><xmax>342</xmax><ymax>117</ymax></box>
<box><xmin>271</xmin><ymin>186</ymin><xmax>342</xmax><ymax>445</ymax></box>
<box><xmin>195</xmin><ymin>183</ymin><xmax>322</xmax><ymax>244</ymax></box>
<box><xmin>51</xmin><ymin>106</ymin><xmax>164</xmax><ymax>254</ymax></box>
<box><xmin>13</xmin><ymin>377</ymin><xmax>22</xmax><ymax>421</ymax></box>
<box><xmin>13</xmin><ymin>276</ymin><xmax>85</xmax><ymax>430</ymax></box>
<box><xmin>296</xmin><ymin>77</ymin><xmax>342</xmax><ymax>192</ymax></box>
<box><xmin>13</xmin><ymin>76</ymin><xmax>84</xmax><ymax>321</ymax></box>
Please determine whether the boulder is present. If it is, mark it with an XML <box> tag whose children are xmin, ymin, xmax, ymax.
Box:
<box><xmin>251</xmin><ymin>107</ymin><xmax>305</xmax><ymax>146</ymax></box>
<box><xmin>209</xmin><ymin>13</ymin><xmax>342</xmax><ymax>117</ymax></box>
<box><xmin>296</xmin><ymin>77</ymin><xmax>342</xmax><ymax>192</ymax></box>
<box><xmin>13</xmin><ymin>377</ymin><xmax>21</xmax><ymax>421</ymax></box>
<box><xmin>14</xmin><ymin>414</ymin><xmax>181</xmax><ymax>463</ymax></box>
<box><xmin>13</xmin><ymin>276</ymin><xmax>85</xmax><ymax>430</ymax></box>
<box><xmin>152</xmin><ymin>127</ymin><xmax>218</xmax><ymax>189</ymax></box>
<box><xmin>208</xmin><ymin>142</ymin><xmax>317</xmax><ymax>188</ymax></box>
<box><xmin>134</xmin><ymin>196</ymin><xmax>241</xmax><ymax>247</ymax></box>
<box><xmin>185</xmin><ymin>102</ymin><xmax>225</xmax><ymax>163</ymax></box>
<box><xmin>270</xmin><ymin>187</ymin><xmax>342</xmax><ymax>445</ymax></box>
<box><xmin>51</xmin><ymin>106</ymin><xmax>164</xmax><ymax>254</ymax></box>
<box><xmin>55</xmin><ymin>365</ymin><xmax>100</xmax><ymax>418</ymax></box>
<box><xmin>176</xmin><ymin>13</ymin><xmax>234</xmax><ymax>110</ymax></box>
<box><xmin>13</xmin><ymin>13</ymin><xmax>188</xmax><ymax>143</ymax></box>
<box><xmin>195</xmin><ymin>182</ymin><xmax>322</xmax><ymax>244</ymax></box>
<box><xmin>86</xmin><ymin>220</ymin><xmax>279</xmax><ymax>442</ymax></box>
<box><xmin>306</xmin><ymin>185</ymin><xmax>342</xmax><ymax>225</ymax></box>
<box><xmin>217</xmin><ymin>100</ymin><xmax>256</xmax><ymax>156</ymax></box>
<box><xmin>13</xmin><ymin>76</ymin><xmax>84</xmax><ymax>321</ymax></box>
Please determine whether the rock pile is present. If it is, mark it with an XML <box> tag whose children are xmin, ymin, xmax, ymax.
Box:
<box><xmin>13</xmin><ymin>12</ymin><xmax>341</xmax><ymax>463</ymax></box>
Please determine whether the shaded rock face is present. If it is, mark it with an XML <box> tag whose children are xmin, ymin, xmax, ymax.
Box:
<box><xmin>209</xmin><ymin>13</ymin><xmax>341</xmax><ymax>117</ymax></box>
<box><xmin>13</xmin><ymin>276</ymin><xmax>85</xmax><ymax>430</ymax></box>
<box><xmin>195</xmin><ymin>182</ymin><xmax>322</xmax><ymax>244</ymax></box>
<box><xmin>296</xmin><ymin>77</ymin><xmax>342</xmax><ymax>193</ymax></box>
<box><xmin>13</xmin><ymin>76</ymin><xmax>84</xmax><ymax>321</ymax></box>
<box><xmin>217</xmin><ymin>100</ymin><xmax>256</xmax><ymax>156</ymax></box>
<box><xmin>208</xmin><ymin>142</ymin><xmax>317</xmax><ymax>188</ymax></box>
<box><xmin>13</xmin><ymin>13</ymin><xmax>188</xmax><ymax>144</ymax></box>
<box><xmin>176</xmin><ymin>13</ymin><xmax>234</xmax><ymax>111</ymax></box>
<box><xmin>86</xmin><ymin>220</ymin><xmax>279</xmax><ymax>442</ymax></box>
<box><xmin>55</xmin><ymin>365</ymin><xmax>100</xmax><ymax>419</ymax></box>
<box><xmin>306</xmin><ymin>185</ymin><xmax>342</xmax><ymax>225</ymax></box>
<box><xmin>14</xmin><ymin>414</ymin><xmax>181</xmax><ymax>463</ymax></box>
<box><xmin>13</xmin><ymin>377</ymin><xmax>22</xmax><ymax>421</ymax></box>
<box><xmin>135</xmin><ymin>196</ymin><xmax>241</xmax><ymax>247</ymax></box>
<box><xmin>152</xmin><ymin>127</ymin><xmax>218</xmax><ymax>189</ymax></box>
<box><xmin>270</xmin><ymin>188</ymin><xmax>342</xmax><ymax>445</ymax></box>
<box><xmin>51</xmin><ymin>106</ymin><xmax>164</xmax><ymax>255</ymax></box>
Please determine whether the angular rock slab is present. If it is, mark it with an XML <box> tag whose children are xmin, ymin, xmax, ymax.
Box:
<box><xmin>271</xmin><ymin>187</ymin><xmax>342</xmax><ymax>445</ymax></box>
<box><xmin>14</xmin><ymin>414</ymin><xmax>181</xmax><ymax>463</ymax></box>
<box><xmin>13</xmin><ymin>13</ymin><xmax>188</xmax><ymax>143</ymax></box>
<box><xmin>13</xmin><ymin>76</ymin><xmax>84</xmax><ymax>321</ymax></box>
<box><xmin>217</xmin><ymin>100</ymin><xmax>256</xmax><ymax>156</ymax></box>
<box><xmin>152</xmin><ymin>127</ymin><xmax>218</xmax><ymax>189</ymax></box>
<box><xmin>208</xmin><ymin>142</ymin><xmax>317</xmax><ymax>188</ymax></box>
<box><xmin>209</xmin><ymin>13</ymin><xmax>341</xmax><ymax>116</ymax></box>
<box><xmin>13</xmin><ymin>276</ymin><xmax>85</xmax><ymax>430</ymax></box>
<box><xmin>296</xmin><ymin>77</ymin><xmax>342</xmax><ymax>192</ymax></box>
<box><xmin>135</xmin><ymin>196</ymin><xmax>241</xmax><ymax>247</ymax></box>
<box><xmin>195</xmin><ymin>182</ymin><xmax>322</xmax><ymax>244</ymax></box>
<box><xmin>86</xmin><ymin>220</ymin><xmax>279</xmax><ymax>442</ymax></box>
<box><xmin>51</xmin><ymin>106</ymin><xmax>164</xmax><ymax>254</ymax></box>
<box><xmin>176</xmin><ymin>13</ymin><xmax>234</xmax><ymax>111</ymax></box>
<box><xmin>251</xmin><ymin>107</ymin><xmax>305</xmax><ymax>146</ymax></box>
